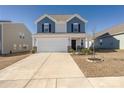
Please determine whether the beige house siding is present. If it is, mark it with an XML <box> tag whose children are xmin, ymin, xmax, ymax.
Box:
<box><xmin>0</xmin><ymin>24</ymin><xmax>2</xmax><ymax>54</ymax></box>
<box><xmin>114</xmin><ymin>33</ymin><xmax>124</xmax><ymax>49</ymax></box>
<box><xmin>2</xmin><ymin>23</ymin><xmax>32</xmax><ymax>54</ymax></box>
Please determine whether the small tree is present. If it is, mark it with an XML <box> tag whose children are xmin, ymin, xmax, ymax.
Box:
<box><xmin>87</xmin><ymin>26</ymin><xmax>103</xmax><ymax>62</ymax></box>
<box><xmin>92</xmin><ymin>27</ymin><xmax>96</xmax><ymax>60</ymax></box>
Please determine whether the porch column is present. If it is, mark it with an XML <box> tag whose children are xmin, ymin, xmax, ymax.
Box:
<box><xmin>85</xmin><ymin>37</ymin><xmax>88</xmax><ymax>48</ymax></box>
<box><xmin>80</xmin><ymin>38</ymin><xmax>82</xmax><ymax>47</ymax></box>
<box><xmin>69</xmin><ymin>37</ymin><xmax>71</xmax><ymax>49</ymax></box>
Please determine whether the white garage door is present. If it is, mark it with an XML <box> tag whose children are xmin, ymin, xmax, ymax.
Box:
<box><xmin>36</xmin><ymin>38</ymin><xmax>68</xmax><ymax>52</ymax></box>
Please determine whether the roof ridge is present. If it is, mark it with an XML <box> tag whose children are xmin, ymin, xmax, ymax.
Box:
<box><xmin>48</xmin><ymin>14</ymin><xmax>75</xmax><ymax>15</ymax></box>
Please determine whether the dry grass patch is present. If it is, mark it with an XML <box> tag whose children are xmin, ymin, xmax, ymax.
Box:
<box><xmin>0</xmin><ymin>52</ymin><xmax>31</xmax><ymax>70</ymax></box>
<box><xmin>72</xmin><ymin>50</ymin><xmax>124</xmax><ymax>77</ymax></box>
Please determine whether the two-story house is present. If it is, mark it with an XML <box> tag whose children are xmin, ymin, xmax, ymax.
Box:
<box><xmin>33</xmin><ymin>14</ymin><xmax>87</xmax><ymax>52</ymax></box>
<box><xmin>0</xmin><ymin>20</ymin><xmax>32</xmax><ymax>54</ymax></box>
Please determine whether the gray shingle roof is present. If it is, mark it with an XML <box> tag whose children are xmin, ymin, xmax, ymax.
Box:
<box><xmin>35</xmin><ymin>14</ymin><xmax>88</xmax><ymax>23</ymax></box>
<box><xmin>96</xmin><ymin>23</ymin><xmax>124</xmax><ymax>38</ymax></box>
<box><xmin>49</xmin><ymin>14</ymin><xmax>73</xmax><ymax>22</ymax></box>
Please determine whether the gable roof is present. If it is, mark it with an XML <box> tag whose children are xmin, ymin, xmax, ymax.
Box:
<box><xmin>95</xmin><ymin>23</ymin><xmax>124</xmax><ymax>38</ymax></box>
<box><xmin>35</xmin><ymin>14</ymin><xmax>87</xmax><ymax>23</ymax></box>
<box><xmin>49</xmin><ymin>14</ymin><xmax>72</xmax><ymax>22</ymax></box>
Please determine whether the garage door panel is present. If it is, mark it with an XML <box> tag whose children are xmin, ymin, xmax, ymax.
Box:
<box><xmin>37</xmin><ymin>38</ymin><xmax>68</xmax><ymax>52</ymax></box>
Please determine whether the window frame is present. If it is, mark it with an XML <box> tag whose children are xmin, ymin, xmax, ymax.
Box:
<box><xmin>99</xmin><ymin>39</ymin><xmax>103</xmax><ymax>46</ymax></box>
<box><xmin>73</xmin><ymin>23</ymin><xmax>79</xmax><ymax>32</ymax></box>
<box><xmin>44</xmin><ymin>23</ymin><xmax>49</xmax><ymax>32</ymax></box>
<box><xmin>13</xmin><ymin>44</ymin><xmax>17</xmax><ymax>50</ymax></box>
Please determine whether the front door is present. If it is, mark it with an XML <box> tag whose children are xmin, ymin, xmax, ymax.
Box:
<box><xmin>71</xmin><ymin>40</ymin><xmax>76</xmax><ymax>50</ymax></box>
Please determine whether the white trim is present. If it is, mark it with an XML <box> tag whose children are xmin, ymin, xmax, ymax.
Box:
<box><xmin>73</xmin><ymin>23</ymin><xmax>79</xmax><ymax>32</ymax></box>
<box><xmin>35</xmin><ymin>14</ymin><xmax>88</xmax><ymax>24</ymax></box>
<box><xmin>35</xmin><ymin>14</ymin><xmax>57</xmax><ymax>24</ymax></box>
<box><xmin>73</xmin><ymin>23</ymin><xmax>79</xmax><ymax>25</ymax></box>
<box><xmin>66</xmin><ymin>14</ymin><xmax>88</xmax><ymax>23</ymax></box>
<box><xmin>1</xmin><ymin>24</ymin><xmax>3</xmax><ymax>54</ymax></box>
<box><xmin>33</xmin><ymin>33</ymin><xmax>86</xmax><ymax>38</ymax></box>
<box><xmin>44</xmin><ymin>23</ymin><xmax>49</xmax><ymax>25</ymax></box>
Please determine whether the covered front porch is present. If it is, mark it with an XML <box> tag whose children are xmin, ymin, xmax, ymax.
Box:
<box><xmin>68</xmin><ymin>37</ymin><xmax>86</xmax><ymax>51</ymax></box>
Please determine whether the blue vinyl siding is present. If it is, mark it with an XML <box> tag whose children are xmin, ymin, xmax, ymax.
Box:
<box><xmin>67</xmin><ymin>17</ymin><xmax>85</xmax><ymax>33</ymax></box>
<box><xmin>37</xmin><ymin>17</ymin><xmax>55</xmax><ymax>33</ymax></box>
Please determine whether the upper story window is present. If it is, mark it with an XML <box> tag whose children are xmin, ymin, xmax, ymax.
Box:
<box><xmin>72</xmin><ymin>23</ymin><xmax>80</xmax><ymax>32</ymax></box>
<box><xmin>42</xmin><ymin>23</ymin><xmax>51</xmax><ymax>33</ymax></box>
<box><xmin>19</xmin><ymin>32</ymin><xmax>24</xmax><ymax>39</ymax></box>
<box><xmin>73</xmin><ymin>23</ymin><xmax>79</xmax><ymax>32</ymax></box>
<box><xmin>44</xmin><ymin>23</ymin><xmax>49</xmax><ymax>32</ymax></box>
<box><xmin>19</xmin><ymin>32</ymin><xmax>22</xmax><ymax>39</ymax></box>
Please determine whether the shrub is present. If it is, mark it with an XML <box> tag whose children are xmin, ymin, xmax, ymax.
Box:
<box><xmin>77</xmin><ymin>46</ymin><xmax>81</xmax><ymax>52</ymax></box>
<box><xmin>68</xmin><ymin>48</ymin><xmax>75</xmax><ymax>54</ymax></box>
<box><xmin>81</xmin><ymin>48</ymin><xmax>92</xmax><ymax>55</ymax></box>
<box><xmin>32</xmin><ymin>46</ymin><xmax>37</xmax><ymax>54</ymax></box>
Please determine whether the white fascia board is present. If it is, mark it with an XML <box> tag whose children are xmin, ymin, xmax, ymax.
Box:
<box><xmin>35</xmin><ymin>14</ymin><xmax>57</xmax><ymax>24</ymax></box>
<box><xmin>33</xmin><ymin>33</ymin><xmax>86</xmax><ymax>38</ymax></box>
<box><xmin>66</xmin><ymin>14</ymin><xmax>88</xmax><ymax>23</ymax></box>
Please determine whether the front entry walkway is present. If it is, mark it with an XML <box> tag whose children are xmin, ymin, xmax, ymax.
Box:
<box><xmin>0</xmin><ymin>53</ymin><xmax>92</xmax><ymax>88</ymax></box>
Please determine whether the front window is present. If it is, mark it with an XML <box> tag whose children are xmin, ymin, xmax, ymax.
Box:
<box><xmin>19</xmin><ymin>44</ymin><xmax>22</xmax><ymax>50</ymax></box>
<box><xmin>73</xmin><ymin>23</ymin><xmax>79</xmax><ymax>32</ymax></box>
<box><xmin>13</xmin><ymin>44</ymin><xmax>17</xmax><ymax>50</ymax></box>
<box><xmin>99</xmin><ymin>39</ymin><xmax>103</xmax><ymax>45</ymax></box>
<box><xmin>23</xmin><ymin>44</ymin><xmax>27</xmax><ymax>49</ymax></box>
<box><xmin>44</xmin><ymin>23</ymin><xmax>49</xmax><ymax>32</ymax></box>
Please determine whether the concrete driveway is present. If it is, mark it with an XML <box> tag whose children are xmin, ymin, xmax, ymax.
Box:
<box><xmin>0</xmin><ymin>53</ymin><xmax>124</xmax><ymax>88</ymax></box>
<box><xmin>0</xmin><ymin>53</ymin><xmax>92</xmax><ymax>88</ymax></box>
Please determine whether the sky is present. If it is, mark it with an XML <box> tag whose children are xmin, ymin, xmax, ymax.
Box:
<box><xmin>0</xmin><ymin>5</ymin><xmax>124</xmax><ymax>34</ymax></box>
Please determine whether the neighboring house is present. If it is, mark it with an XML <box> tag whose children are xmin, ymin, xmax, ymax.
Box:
<box><xmin>85</xmin><ymin>34</ymin><xmax>93</xmax><ymax>49</ymax></box>
<box><xmin>0</xmin><ymin>20</ymin><xmax>32</xmax><ymax>54</ymax></box>
<box><xmin>94</xmin><ymin>23</ymin><xmax>124</xmax><ymax>49</ymax></box>
<box><xmin>33</xmin><ymin>14</ymin><xmax>88</xmax><ymax>52</ymax></box>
